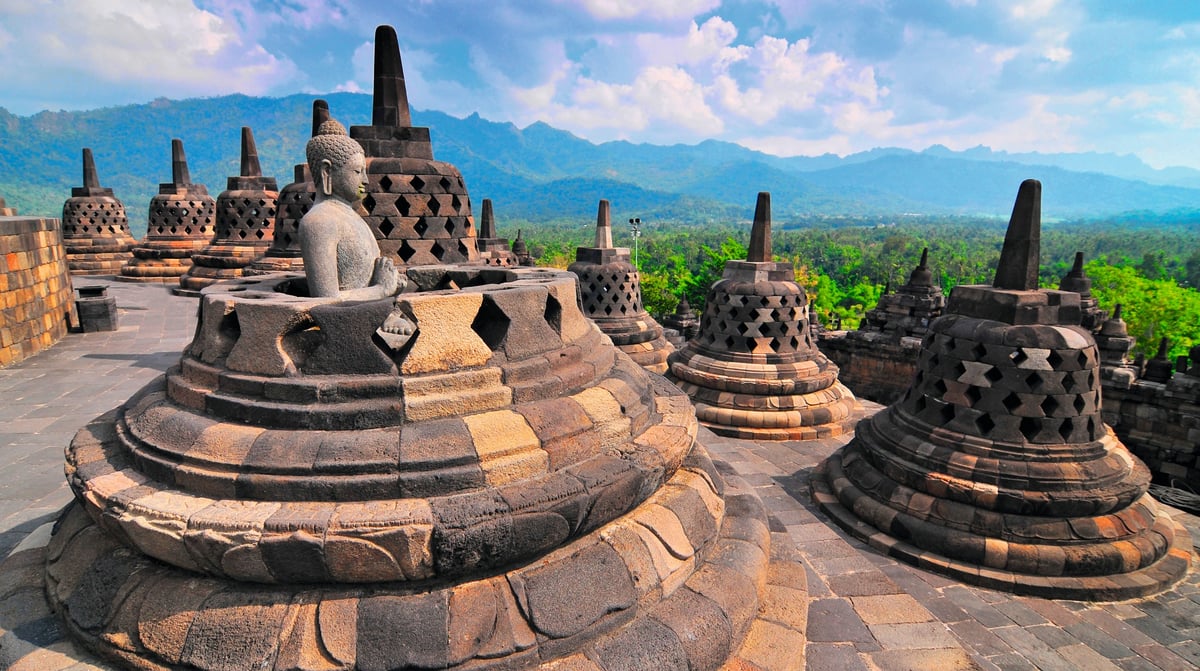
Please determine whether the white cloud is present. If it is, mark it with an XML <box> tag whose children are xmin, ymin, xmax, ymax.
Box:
<box><xmin>573</xmin><ymin>0</ymin><xmax>721</xmax><ymax>21</ymax></box>
<box><xmin>636</xmin><ymin>16</ymin><xmax>739</xmax><ymax>66</ymax></box>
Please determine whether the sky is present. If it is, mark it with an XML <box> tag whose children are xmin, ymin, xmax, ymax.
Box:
<box><xmin>2</xmin><ymin>0</ymin><xmax>1199</xmax><ymax>169</ymax></box>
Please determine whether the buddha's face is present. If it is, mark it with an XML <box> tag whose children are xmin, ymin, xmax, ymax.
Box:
<box><xmin>328</xmin><ymin>151</ymin><xmax>367</xmax><ymax>203</ymax></box>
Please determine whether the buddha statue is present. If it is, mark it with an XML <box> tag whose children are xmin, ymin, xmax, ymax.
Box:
<box><xmin>300</xmin><ymin>118</ymin><xmax>403</xmax><ymax>299</ymax></box>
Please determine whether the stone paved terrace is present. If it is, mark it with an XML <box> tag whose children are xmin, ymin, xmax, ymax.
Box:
<box><xmin>1</xmin><ymin>279</ymin><xmax>1197</xmax><ymax>671</ymax></box>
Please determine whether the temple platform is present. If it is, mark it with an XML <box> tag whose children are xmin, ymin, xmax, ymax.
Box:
<box><xmin>1</xmin><ymin>279</ymin><xmax>1197</xmax><ymax>671</ymax></box>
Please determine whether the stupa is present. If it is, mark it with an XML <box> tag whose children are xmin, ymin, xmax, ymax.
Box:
<box><xmin>661</xmin><ymin>297</ymin><xmax>700</xmax><ymax>348</ymax></box>
<box><xmin>667</xmin><ymin>192</ymin><xmax>858</xmax><ymax>440</ymax></box>
<box><xmin>118</xmin><ymin>140</ymin><xmax>217</xmax><ymax>282</ymax></box>
<box><xmin>60</xmin><ymin>148</ymin><xmax>137</xmax><ymax>274</ymax></box>
<box><xmin>351</xmin><ymin>25</ymin><xmax>477</xmax><ymax>266</ymax></box>
<box><xmin>858</xmin><ymin>247</ymin><xmax>946</xmax><ymax>338</ymax></box>
<box><xmin>177</xmin><ymin>126</ymin><xmax>279</xmax><ymax>295</ymax></box>
<box><xmin>44</xmin><ymin>35</ymin><xmax>780</xmax><ymax>667</ymax></box>
<box><xmin>246</xmin><ymin>100</ymin><xmax>329</xmax><ymax>276</ymax></box>
<box><xmin>475</xmin><ymin>198</ymin><xmax>518</xmax><ymax>266</ymax></box>
<box><xmin>812</xmin><ymin>179</ymin><xmax>1192</xmax><ymax>599</ymax></box>
<box><xmin>1059</xmin><ymin>251</ymin><xmax>1105</xmax><ymax>330</ymax></box>
<box><xmin>569</xmin><ymin>199</ymin><xmax>674</xmax><ymax>374</ymax></box>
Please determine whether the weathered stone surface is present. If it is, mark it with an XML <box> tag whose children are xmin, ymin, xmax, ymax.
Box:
<box><xmin>61</xmin><ymin>148</ymin><xmax>136</xmax><ymax>274</ymax></box>
<box><xmin>0</xmin><ymin>216</ymin><xmax>77</xmax><ymax>367</ymax></box>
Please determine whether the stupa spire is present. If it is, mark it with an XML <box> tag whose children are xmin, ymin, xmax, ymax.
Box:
<box><xmin>993</xmin><ymin>179</ymin><xmax>1041</xmax><ymax>290</ymax></box>
<box><xmin>371</xmin><ymin>25</ymin><xmax>412</xmax><ymax>127</ymax></box>
<box><xmin>747</xmin><ymin>191</ymin><xmax>771</xmax><ymax>262</ymax></box>
<box><xmin>594</xmin><ymin>199</ymin><xmax>612</xmax><ymax>248</ymax></box>
<box><xmin>239</xmin><ymin>127</ymin><xmax>262</xmax><ymax>178</ymax></box>
<box><xmin>311</xmin><ymin>99</ymin><xmax>330</xmax><ymax>138</ymax></box>
<box><xmin>171</xmin><ymin>139</ymin><xmax>191</xmax><ymax>185</ymax></box>
<box><xmin>82</xmin><ymin>148</ymin><xmax>99</xmax><ymax>189</ymax></box>
<box><xmin>480</xmin><ymin>198</ymin><xmax>496</xmax><ymax>239</ymax></box>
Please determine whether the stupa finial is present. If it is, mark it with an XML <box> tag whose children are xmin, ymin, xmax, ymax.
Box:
<box><xmin>1070</xmin><ymin>250</ymin><xmax>1084</xmax><ymax>275</ymax></box>
<box><xmin>480</xmin><ymin>198</ymin><xmax>496</xmax><ymax>239</ymax></box>
<box><xmin>372</xmin><ymin>25</ymin><xmax>413</xmax><ymax>127</ymax></box>
<box><xmin>993</xmin><ymin>179</ymin><xmax>1041</xmax><ymax>290</ymax></box>
<box><xmin>594</xmin><ymin>199</ymin><xmax>612</xmax><ymax>248</ymax></box>
<box><xmin>171</xmin><ymin>139</ymin><xmax>191</xmax><ymax>185</ymax></box>
<box><xmin>311</xmin><ymin>99</ymin><xmax>330</xmax><ymax>138</ymax></box>
<box><xmin>82</xmin><ymin>148</ymin><xmax>99</xmax><ymax>188</ymax></box>
<box><xmin>239</xmin><ymin>127</ymin><xmax>262</xmax><ymax>178</ymax></box>
<box><xmin>748</xmin><ymin>191</ymin><xmax>772</xmax><ymax>262</ymax></box>
<box><xmin>919</xmin><ymin>247</ymin><xmax>929</xmax><ymax>269</ymax></box>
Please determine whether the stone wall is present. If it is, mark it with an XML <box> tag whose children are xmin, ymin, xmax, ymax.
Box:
<box><xmin>819</xmin><ymin>330</ymin><xmax>921</xmax><ymax>405</ymax></box>
<box><xmin>1103</xmin><ymin>371</ymin><xmax>1200</xmax><ymax>491</ymax></box>
<box><xmin>0</xmin><ymin>216</ymin><xmax>77</xmax><ymax>367</ymax></box>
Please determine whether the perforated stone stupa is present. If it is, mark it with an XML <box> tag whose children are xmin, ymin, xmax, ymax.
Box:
<box><xmin>475</xmin><ymin>198</ymin><xmax>518</xmax><ymax>267</ymax></box>
<box><xmin>351</xmin><ymin>25</ymin><xmax>477</xmax><ymax>266</ymax></box>
<box><xmin>247</xmin><ymin>100</ymin><xmax>329</xmax><ymax>276</ymax></box>
<box><xmin>859</xmin><ymin>248</ymin><xmax>946</xmax><ymax>338</ymax></box>
<box><xmin>45</xmin><ymin>261</ymin><xmax>780</xmax><ymax>670</ymax></box>
<box><xmin>667</xmin><ymin>192</ymin><xmax>858</xmax><ymax>440</ymax></box>
<box><xmin>812</xmin><ymin>179</ymin><xmax>1192</xmax><ymax>600</ymax></box>
<box><xmin>61</xmin><ymin>148</ymin><xmax>137</xmax><ymax>274</ymax></box>
<box><xmin>118</xmin><ymin>139</ymin><xmax>217</xmax><ymax>282</ymax></box>
<box><xmin>1059</xmin><ymin>251</ymin><xmax>1106</xmax><ymax>330</ymax></box>
<box><xmin>569</xmin><ymin>199</ymin><xmax>674</xmax><ymax>374</ymax></box>
<box><xmin>178</xmin><ymin>126</ymin><xmax>278</xmax><ymax>295</ymax></box>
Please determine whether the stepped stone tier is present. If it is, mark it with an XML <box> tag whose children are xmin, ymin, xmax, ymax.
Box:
<box><xmin>813</xmin><ymin>179</ymin><xmax>1192</xmax><ymax>600</ymax></box>
<box><xmin>61</xmin><ymin>148</ymin><xmax>137</xmax><ymax>274</ymax></box>
<box><xmin>0</xmin><ymin>215</ymin><xmax>78</xmax><ymax>368</ymax></box>
<box><xmin>45</xmin><ymin>264</ymin><xmax>777</xmax><ymax>670</ymax></box>
<box><xmin>1059</xmin><ymin>251</ymin><xmax>1106</xmax><ymax>330</ymax></box>
<box><xmin>475</xmin><ymin>198</ymin><xmax>518</xmax><ymax>266</ymax></box>
<box><xmin>247</xmin><ymin>100</ymin><xmax>330</xmax><ymax>276</ymax></box>
<box><xmin>820</xmin><ymin>248</ymin><xmax>948</xmax><ymax>404</ymax></box>
<box><xmin>661</xmin><ymin>297</ymin><xmax>700</xmax><ymax>348</ymax></box>
<box><xmin>178</xmin><ymin>126</ymin><xmax>279</xmax><ymax>295</ymax></box>
<box><xmin>569</xmin><ymin>199</ymin><xmax>674</xmax><ymax>374</ymax></box>
<box><xmin>118</xmin><ymin>140</ymin><xmax>217</xmax><ymax>282</ymax></box>
<box><xmin>351</xmin><ymin>25</ymin><xmax>478</xmax><ymax>266</ymax></box>
<box><xmin>667</xmin><ymin>192</ymin><xmax>858</xmax><ymax>440</ymax></box>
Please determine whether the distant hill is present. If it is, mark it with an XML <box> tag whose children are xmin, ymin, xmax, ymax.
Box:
<box><xmin>2</xmin><ymin>93</ymin><xmax>1199</xmax><ymax>237</ymax></box>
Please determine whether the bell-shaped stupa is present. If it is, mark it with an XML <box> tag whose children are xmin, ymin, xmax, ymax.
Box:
<box><xmin>351</xmin><ymin>25</ymin><xmax>477</xmax><ymax>265</ymax></box>
<box><xmin>668</xmin><ymin>192</ymin><xmax>858</xmax><ymax>439</ymax></box>
<box><xmin>247</xmin><ymin>100</ymin><xmax>330</xmax><ymax>276</ymax></box>
<box><xmin>859</xmin><ymin>247</ymin><xmax>946</xmax><ymax>338</ymax></box>
<box><xmin>569</xmin><ymin>199</ymin><xmax>674</xmax><ymax>374</ymax></box>
<box><xmin>61</xmin><ymin>148</ymin><xmax>137</xmax><ymax>274</ymax></box>
<box><xmin>813</xmin><ymin>180</ymin><xmax>1192</xmax><ymax>599</ymax></box>
<box><xmin>178</xmin><ymin>126</ymin><xmax>279</xmax><ymax>295</ymax></box>
<box><xmin>475</xmin><ymin>198</ymin><xmax>518</xmax><ymax>266</ymax></box>
<box><xmin>1059</xmin><ymin>251</ymin><xmax>1105</xmax><ymax>330</ymax></box>
<box><xmin>118</xmin><ymin>139</ymin><xmax>217</xmax><ymax>282</ymax></box>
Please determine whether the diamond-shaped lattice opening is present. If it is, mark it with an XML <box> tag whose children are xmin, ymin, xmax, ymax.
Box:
<box><xmin>1073</xmin><ymin>395</ymin><xmax>1086</xmax><ymax>414</ymax></box>
<box><xmin>933</xmin><ymin>379</ymin><xmax>948</xmax><ymax>395</ymax></box>
<box><xmin>444</xmin><ymin>219</ymin><xmax>456</xmax><ymax>235</ymax></box>
<box><xmin>1002</xmin><ymin>392</ymin><xmax>1022</xmax><ymax>413</ymax></box>
<box><xmin>736</xmin><ymin>322</ymin><xmax>749</xmax><ymax>336</ymax></box>
<box><xmin>410</xmin><ymin>176</ymin><xmax>425</xmax><ymax>191</ymax></box>
<box><xmin>1062</xmin><ymin>374</ymin><xmax>1076</xmax><ymax>392</ymax></box>
<box><xmin>471</xmin><ymin>296</ymin><xmax>510</xmax><ymax>351</ymax></box>
<box><xmin>1025</xmin><ymin>371</ymin><xmax>1043</xmax><ymax>391</ymax></box>
<box><xmin>458</xmin><ymin>240</ymin><xmax>471</xmax><ymax>257</ymax></box>
<box><xmin>1041</xmin><ymin>396</ymin><xmax>1059</xmax><ymax>416</ymax></box>
<box><xmin>398</xmin><ymin>197</ymin><xmax>412</xmax><ymax>217</ymax></box>
<box><xmin>971</xmin><ymin>342</ymin><xmax>988</xmax><ymax>360</ymax></box>
<box><xmin>1020</xmin><ymin>417</ymin><xmax>1042</xmax><ymax>442</ymax></box>
<box><xmin>927</xmin><ymin>353</ymin><xmax>940</xmax><ymax>369</ymax></box>
<box><xmin>938</xmin><ymin>402</ymin><xmax>956</xmax><ymax>424</ymax></box>
<box><xmin>1087</xmin><ymin>417</ymin><xmax>1099</xmax><ymax>440</ymax></box>
<box><xmin>378</xmin><ymin>218</ymin><xmax>395</xmax><ymax>238</ymax></box>
<box><xmin>238</xmin><ymin>229</ymin><xmax>248</xmax><ymax>239</ymax></box>
<box><xmin>440</xmin><ymin>176</ymin><xmax>453</xmax><ymax>190</ymax></box>
<box><xmin>1058</xmin><ymin>418</ymin><xmax>1075</xmax><ymax>441</ymax></box>
<box><xmin>363</xmin><ymin>194</ymin><xmax>376</xmax><ymax>212</ymax></box>
<box><xmin>414</xmin><ymin>219</ymin><xmax>428</xmax><ymax>237</ymax></box>
<box><xmin>429</xmin><ymin>198</ymin><xmax>441</xmax><ymax>216</ymax></box>
<box><xmin>398</xmin><ymin>240</ymin><xmax>416</xmax><ymax>263</ymax></box>
<box><xmin>451</xmin><ymin>194</ymin><xmax>462</xmax><ymax>211</ymax></box>
<box><xmin>379</xmin><ymin>175</ymin><xmax>394</xmax><ymax>192</ymax></box>
<box><xmin>724</xmin><ymin>336</ymin><xmax>738</xmax><ymax>348</ymax></box>
<box><xmin>1010</xmin><ymin>349</ymin><xmax>1028</xmax><ymax>366</ymax></box>
<box><xmin>965</xmin><ymin>385</ymin><xmax>982</xmax><ymax>407</ymax></box>
<box><xmin>430</xmin><ymin>240</ymin><xmax>446</xmax><ymax>261</ymax></box>
<box><xmin>1078</xmin><ymin>351</ymin><xmax>1091</xmax><ymax>368</ymax></box>
<box><xmin>952</xmin><ymin>361</ymin><xmax>967</xmax><ymax>379</ymax></box>
<box><xmin>984</xmin><ymin>366</ymin><xmax>1004</xmax><ymax>385</ymax></box>
<box><xmin>255</xmin><ymin>229</ymin><xmax>265</xmax><ymax>239</ymax></box>
<box><xmin>975</xmin><ymin>414</ymin><xmax>996</xmax><ymax>435</ymax></box>
<box><xmin>1047</xmin><ymin>350</ymin><xmax>1063</xmax><ymax>368</ymax></box>
<box><xmin>790</xmin><ymin>336</ymin><xmax>801</xmax><ymax>349</ymax></box>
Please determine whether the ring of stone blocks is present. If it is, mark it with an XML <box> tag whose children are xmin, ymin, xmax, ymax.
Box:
<box><xmin>687</xmin><ymin>383</ymin><xmax>857</xmax><ymax>428</ymax></box>
<box><xmin>814</xmin><ymin>456</ymin><xmax>1191</xmax><ymax>599</ymax></box>
<box><xmin>45</xmin><ymin>448</ymin><xmax>777</xmax><ymax>671</ymax></box>
<box><xmin>669</xmin><ymin>350</ymin><xmax>838</xmax><ymax>394</ymax></box>
<box><xmin>854</xmin><ymin>409</ymin><xmax>1147</xmax><ymax>514</ymax></box>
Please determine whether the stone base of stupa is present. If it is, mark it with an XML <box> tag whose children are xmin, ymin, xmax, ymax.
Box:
<box><xmin>244</xmin><ymin>252</ymin><xmax>305</xmax><ymax>275</ymax></box>
<box><xmin>175</xmin><ymin>244</ymin><xmax>269</xmax><ymax>295</ymax></box>
<box><xmin>116</xmin><ymin>242</ymin><xmax>208</xmax><ymax>283</ymax></box>
<box><xmin>599</xmin><ymin>317</ymin><xmax>675</xmax><ymax>375</ymax></box>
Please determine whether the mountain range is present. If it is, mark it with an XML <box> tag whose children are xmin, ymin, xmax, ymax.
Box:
<box><xmin>2</xmin><ymin>92</ymin><xmax>1199</xmax><ymax>237</ymax></box>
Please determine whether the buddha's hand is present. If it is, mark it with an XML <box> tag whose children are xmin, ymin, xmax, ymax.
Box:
<box><xmin>371</xmin><ymin>256</ymin><xmax>400</xmax><ymax>295</ymax></box>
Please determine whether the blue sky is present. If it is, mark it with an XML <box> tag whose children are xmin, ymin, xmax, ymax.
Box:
<box><xmin>2</xmin><ymin>0</ymin><xmax>1199</xmax><ymax>169</ymax></box>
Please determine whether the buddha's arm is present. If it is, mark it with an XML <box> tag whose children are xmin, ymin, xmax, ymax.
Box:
<box><xmin>299</xmin><ymin>216</ymin><xmax>342</xmax><ymax>298</ymax></box>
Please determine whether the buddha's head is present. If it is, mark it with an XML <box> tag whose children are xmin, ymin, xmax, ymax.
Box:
<box><xmin>306</xmin><ymin>119</ymin><xmax>366</xmax><ymax>204</ymax></box>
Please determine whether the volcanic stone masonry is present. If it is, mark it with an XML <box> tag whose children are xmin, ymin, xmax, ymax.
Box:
<box><xmin>0</xmin><ymin>213</ymin><xmax>78</xmax><ymax>368</ymax></box>
<box><xmin>821</xmin><ymin>247</ymin><xmax>947</xmax><ymax>404</ymax></box>
<box><xmin>177</xmin><ymin>126</ymin><xmax>278</xmax><ymax>295</ymax></box>
<box><xmin>475</xmin><ymin>198</ymin><xmax>519</xmax><ymax>267</ymax></box>
<box><xmin>569</xmin><ymin>199</ymin><xmax>674</xmax><ymax>374</ymax></box>
<box><xmin>661</xmin><ymin>296</ymin><xmax>700</xmax><ymax>348</ymax></box>
<box><xmin>0</xmin><ymin>196</ymin><xmax>15</xmax><ymax>216</ymax></box>
<box><xmin>352</xmin><ymin>25</ymin><xmax>478</xmax><ymax>266</ymax></box>
<box><xmin>1059</xmin><ymin>251</ymin><xmax>1106</xmax><ymax>330</ymax></box>
<box><xmin>812</xmin><ymin>179</ymin><xmax>1192</xmax><ymax>600</ymax></box>
<box><xmin>60</xmin><ymin>148</ymin><xmax>137</xmax><ymax>275</ymax></box>
<box><xmin>118</xmin><ymin>139</ymin><xmax>217</xmax><ymax>282</ymax></box>
<box><xmin>668</xmin><ymin>192</ymin><xmax>858</xmax><ymax>440</ymax></box>
<box><xmin>247</xmin><ymin>100</ymin><xmax>330</xmax><ymax>276</ymax></box>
